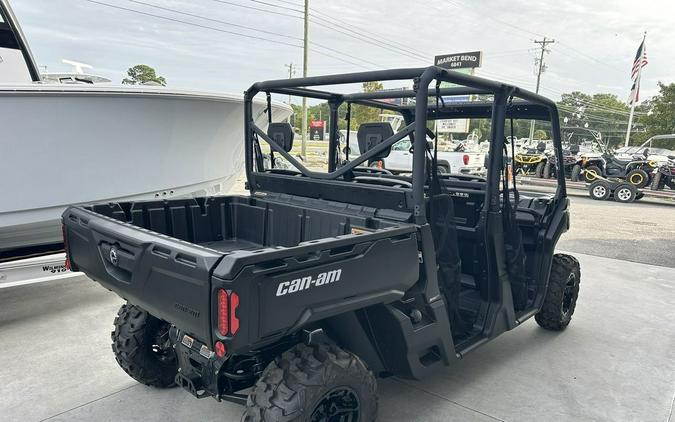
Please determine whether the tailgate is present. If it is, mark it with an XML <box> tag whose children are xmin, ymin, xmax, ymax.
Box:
<box><xmin>63</xmin><ymin>207</ymin><xmax>223</xmax><ymax>343</ymax></box>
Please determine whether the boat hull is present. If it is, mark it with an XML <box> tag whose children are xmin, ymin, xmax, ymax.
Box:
<box><xmin>0</xmin><ymin>86</ymin><xmax>291</xmax><ymax>253</ymax></box>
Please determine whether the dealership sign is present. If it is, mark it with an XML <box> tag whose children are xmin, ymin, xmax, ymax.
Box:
<box><xmin>309</xmin><ymin>120</ymin><xmax>325</xmax><ymax>140</ymax></box>
<box><xmin>434</xmin><ymin>51</ymin><xmax>483</xmax><ymax>70</ymax></box>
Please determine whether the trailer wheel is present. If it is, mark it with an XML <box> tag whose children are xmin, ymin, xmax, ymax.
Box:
<box><xmin>111</xmin><ymin>303</ymin><xmax>177</xmax><ymax>388</ymax></box>
<box><xmin>626</xmin><ymin>169</ymin><xmax>649</xmax><ymax>188</ymax></box>
<box><xmin>614</xmin><ymin>183</ymin><xmax>637</xmax><ymax>203</ymax></box>
<box><xmin>588</xmin><ymin>180</ymin><xmax>610</xmax><ymax>200</ymax></box>
<box><xmin>535</xmin><ymin>254</ymin><xmax>581</xmax><ymax>331</ymax></box>
<box><xmin>242</xmin><ymin>343</ymin><xmax>377</xmax><ymax>422</ymax></box>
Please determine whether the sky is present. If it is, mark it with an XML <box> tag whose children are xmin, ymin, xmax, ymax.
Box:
<box><xmin>11</xmin><ymin>0</ymin><xmax>674</xmax><ymax>112</ymax></box>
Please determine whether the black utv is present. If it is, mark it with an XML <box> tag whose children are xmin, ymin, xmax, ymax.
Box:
<box><xmin>63</xmin><ymin>67</ymin><xmax>581</xmax><ymax>421</ymax></box>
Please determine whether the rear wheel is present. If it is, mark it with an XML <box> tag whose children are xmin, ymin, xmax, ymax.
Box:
<box><xmin>582</xmin><ymin>165</ymin><xmax>602</xmax><ymax>182</ymax></box>
<box><xmin>243</xmin><ymin>343</ymin><xmax>377</xmax><ymax>422</ymax></box>
<box><xmin>543</xmin><ymin>162</ymin><xmax>554</xmax><ymax>179</ymax></box>
<box><xmin>535</xmin><ymin>254</ymin><xmax>581</xmax><ymax>331</ymax></box>
<box><xmin>534</xmin><ymin>161</ymin><xmax>545</xmax><ymax>178</ymax></box>
<box><xmin>614</xmin><ymin>183</ymin><xmax>637</xmax><ymax>203</ymax></box>
<box><xmin>626</xmin><ymin>169</ymin><xmax>649</xmax><ymax>188</ymax></box>
<box><xmin>570</xmin><ymin>164</ymin><xmax>581</xmax><ymax>182</ymax></box>
<box><xmin>650</xmin><ymin>171</ymin><xmax>665</xmax><ymax>191</ymax></box>
<box><xmin>111</xmin><ymin>303</ymin><xmax>177</xmax><ymax>388</ymax></box>
<box><xmin>588</xmin><ymin>180</ymin><xmax>610</xmax><ymax>200</ymax></box>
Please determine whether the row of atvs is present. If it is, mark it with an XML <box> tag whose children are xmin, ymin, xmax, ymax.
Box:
<box><xmin>514</xmin><ymin>136</ymin><xmax>675</xmax><ymax>192</ymax></box>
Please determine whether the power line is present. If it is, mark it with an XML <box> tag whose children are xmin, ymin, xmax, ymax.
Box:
<box><xmin>444</xmin><ymin>0</ymin><xmax>627</xmax><ymax>76</ymax></box>
<box><xmin>126</xmin><ymin>0</ymin><xmax>302</xmax><ymax>40</ymax></box>
<box><xmin>80</xmin><ymin>0</ymin><xmax>303</xmax><ymax>47</ymax></box>
<box><xmin>125</xmin><ymin>0</ymin><xmax>382</xmax><ymax>68</ymax></box>
<box><xmin>210</xmin><ymin>0</ymin><xmax>303</xmax><ymax>19</ymax></box>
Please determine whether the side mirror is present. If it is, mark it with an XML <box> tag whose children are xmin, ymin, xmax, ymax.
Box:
<box><xmin>426</xmin><ymin>140</ymin><xmax>434</xmax><ymax>150</ymax></box>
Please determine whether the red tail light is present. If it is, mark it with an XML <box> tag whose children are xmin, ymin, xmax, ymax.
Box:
<box><xmin>463</xmin><ymin>154</ymin><xmax>470</xmax><ymax>165</ymax></box>
<box><xmin>230</xmin><ymin>292</ymin><xmax>240</xmax><ymax>335</ymax></box>
<box><xmin>216</xmin><ymin>289</ymin><xmax>240</xmax><ymax>337</ymax></box>
<box><xmin>217</xmin><ymin>289</ymin><xmax>229</xmax><ymax>336</ymax></box>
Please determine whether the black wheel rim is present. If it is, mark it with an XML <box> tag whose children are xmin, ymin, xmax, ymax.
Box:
<box><xmin>311</xmin><ymin>386</ymin><xmax>360</xmax><ymax>422</ymax></box>
<box><xmin>561</xmin><ymin>273</ymin><xmax>577</xmax><ymax>316</ymax></box>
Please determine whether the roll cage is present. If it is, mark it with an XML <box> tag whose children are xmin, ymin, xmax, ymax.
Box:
<box><xmin>244</xmin><ymin>66</ymin><xmax>566</xmax><ymax>224</ymax></box>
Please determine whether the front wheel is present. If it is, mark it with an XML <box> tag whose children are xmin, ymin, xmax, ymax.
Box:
<box><xmin>243</xmin><ymin>343</ymin><xmax>377</xmax><ymax>422</ymax></box>
<box><xmin>535</xmin><ymin>254</ymin><xmax>581</xmax><ymax>331</ymax></box>
<box><xmin>111</xmin><ymin>303</ymin><xmax>178</xmax><ymax>388</ymax></box>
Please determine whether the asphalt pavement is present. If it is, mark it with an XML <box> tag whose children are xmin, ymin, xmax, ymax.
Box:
<box><xmin>559</xmin><ymin>195</ymin><xmax>675</xmax><ymax>268</ymax></box>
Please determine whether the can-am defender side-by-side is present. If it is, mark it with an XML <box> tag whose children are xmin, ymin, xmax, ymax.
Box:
<box><xmin>62</xmin><ymin>67</ymin><xmax>581</xmax><ymax>421</ymax></box>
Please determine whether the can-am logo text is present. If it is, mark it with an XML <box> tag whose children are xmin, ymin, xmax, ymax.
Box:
<box><xmin>276</xmin><ymin>269</ymin><xmax>342</xmax><ymax>297</ymax></box>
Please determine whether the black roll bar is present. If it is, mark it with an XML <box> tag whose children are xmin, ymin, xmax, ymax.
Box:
<box><xmin>244</xmin><ymin>66</ymin><xmax>566</xmax><ymax>224</ymax></box>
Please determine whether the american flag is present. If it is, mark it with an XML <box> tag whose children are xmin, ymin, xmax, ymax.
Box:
<box><xmin>628</xmin><ymin>78</ymin><xmax>640</xmax><ymax>105</ymax></box>
<box><xmin>631</xmin><ymin>39</ymin><xmax>648</xmax><ymax>80</ymax></box>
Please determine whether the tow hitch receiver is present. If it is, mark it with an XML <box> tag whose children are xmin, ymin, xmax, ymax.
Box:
<box><xmin>175</xmin><ymin>372</ymin><xmax>210</xmax><ymax>399</ymax></box>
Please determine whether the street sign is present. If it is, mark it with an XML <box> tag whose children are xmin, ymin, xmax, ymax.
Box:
<box><xmin>433</xmin><ymin>52</ymin><xmax>483</xmax><ymax>133</ymax></box>
<box><xmin>436</xmin><ymin>118</ymin><xmax>469</xmax><ymax>133</ymax></box>
<box><xmin>434</xmin><ymin>51</ymin><xmax>483</xmax><ymax>70</ymax></box>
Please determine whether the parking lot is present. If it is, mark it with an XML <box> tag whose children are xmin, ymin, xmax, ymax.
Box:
<box><xmin>1</xmin><ymin>194</ymin><xmax>674</xmax><ymax>422</ymax></box>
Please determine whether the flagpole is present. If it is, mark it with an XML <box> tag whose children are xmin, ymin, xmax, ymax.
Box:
<box><xmin>624</xmin><ymin>32</ymin><xmax>646</xmax><ymax>147</ymax></box>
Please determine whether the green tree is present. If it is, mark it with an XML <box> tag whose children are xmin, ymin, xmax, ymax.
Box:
<box><xmin>350</xmin><ymin>81</ymin><xmax>384</xmax><ymax>127</ymax></box>
<box><xmin>122</xmin><ymin>64</ymin><xmax>167</xmax><ymax>86</ymax></box>
<box><xmin>557</xmin><ymin>91</ymin><xmax>631</xmax><ymax>147</ymax></box>
<box><xmin>633</xmin><ymin>82</ymin><xmax>675</xmax><ymax>147</ymax></box>
<box><xmin>533</xmin><ymin>129</ymin><xmax>547</xmax><ymax>140</ymax></box>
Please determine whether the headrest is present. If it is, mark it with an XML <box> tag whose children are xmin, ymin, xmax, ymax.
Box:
<box><xmin>357</xmin><ymin>123</ymin><xmax>394</xmax><ymax>160</ymax></box>
<box><xmin>536</xmin><ymin>141</ymin><xmax>546</xmax><ymax>152</ymax></box>
<box><xmin>267</xmin><ymin>123</ymin><xmax>294</xmax><ymax>152</ymax></box>
<box><xmin>569</xmin><ymin>144</ymin><xmax>580</xmax><ymax>154</ymax></box>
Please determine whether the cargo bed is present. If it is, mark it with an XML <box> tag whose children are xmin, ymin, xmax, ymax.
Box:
<box><xmin>62</xmin><ymin>194</ymin><xmax>420</xmax><ymax>350</ymax></box>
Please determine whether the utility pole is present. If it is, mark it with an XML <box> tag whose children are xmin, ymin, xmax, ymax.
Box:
<box><xmin>529</xmin><ymin>37</ymin><xmax>555</xmax><ymax>141</ymax></box>
<box><xmin>284</xmin><ymin>62</ymin><xmax>295</xmax><ymax>104</ymax></box>
<box><xmin>301</xmin><ymin>0</ymin><xmax>309</xmax><ymax>159</ymax></box>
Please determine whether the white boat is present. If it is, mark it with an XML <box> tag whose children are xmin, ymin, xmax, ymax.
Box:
<box><xmin>0</xmin><ymin>0</ymin><xmax>292</xmax><ymax>257</ymax></box>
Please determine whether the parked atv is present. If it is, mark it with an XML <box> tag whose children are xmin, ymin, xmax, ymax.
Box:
<box><xmin>63</xmin><ymin>68</ymin><xmax>580</xmax><ymax>421</ymax></box>
<box><xmin>576</xmin><ymin>150</ymin><xmax>657</xmax><ymax>187</ymax></box>
<box><xmin>544</xmin><ymin>144</ymin><xmax>580</xmax><ymax>180</ymax></box>
<box><xmin>514</xmin><ymin>142</ymin><xmax>548</xmax><ymax>177</ymax></box>
<box><xmin>650</xmin><ymin>156</ymin><xmax>675</xmax><ymax>190</ymax></box>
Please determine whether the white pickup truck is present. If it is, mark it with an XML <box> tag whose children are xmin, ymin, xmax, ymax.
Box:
<box><xmin>341</xmin><ymin>130</ymin><xmax>485</xmax><ymax>175</ymax></box>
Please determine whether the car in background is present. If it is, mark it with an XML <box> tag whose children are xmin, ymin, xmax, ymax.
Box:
<box><xmin>340</xmin><ymin>130</ymin><xmax>485</xmax><ymax>175</ymax></box>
